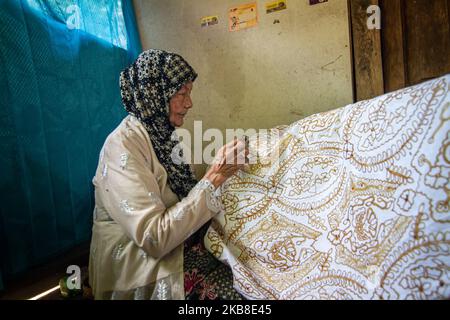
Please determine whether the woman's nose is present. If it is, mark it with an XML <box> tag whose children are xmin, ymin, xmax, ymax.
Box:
<box><xmin>185</xmin><ymin>96</ymin><xmax>193</xmax><ymax>109</ymax></box>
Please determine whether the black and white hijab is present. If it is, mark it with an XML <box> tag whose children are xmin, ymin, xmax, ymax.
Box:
<box><xmin>119</xmin><ymin>49</ymin><xmax>198</xmax><ymax>199</ymax></box>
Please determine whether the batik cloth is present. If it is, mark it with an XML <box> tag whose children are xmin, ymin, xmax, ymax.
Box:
<box><xmin>184</xmin><ymin>224</ymin><xmax>244</xmax><ymax>300</ymax></box>
<box><xmin>205</xmin><ymin>75</ymin><xmax>450</xmax><ymax>300</ymax></box>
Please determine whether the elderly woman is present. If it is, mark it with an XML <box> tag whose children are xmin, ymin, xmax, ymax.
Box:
<box><xmin>88</xmin><ymin>49</ymin><xmax>245</xmax><ymax>300</ymax></box>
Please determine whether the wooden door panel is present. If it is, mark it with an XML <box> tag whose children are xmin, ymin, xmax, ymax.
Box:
<box><xmin>404</xmin><ymin>0</ymin><xmax>450</xmax><ymax>85</ymax></box>
<box><xmin>351</xmin><ymin>0</ymin><xmax>450</xmax><ymax>100</ymax></box>
<box><xmin>380</xmin><ymin>0</ymin><xmax>407</xmax><ymax>92</ymax></box>
<box><xmin>350</xmin><ymin>0</ymin><xmax>384</xmax><ymax>101</ymax></box>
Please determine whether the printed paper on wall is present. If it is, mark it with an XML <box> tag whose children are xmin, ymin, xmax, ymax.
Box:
<box><xmin>265</xmin><ymin>1</ymin><xmax>287</xmax><ymax>14</ymax></box>
<box><xmin>229</xmin><ymin>3</ymin><xmax>258</xmax><ymax>32</ymax></box>
<box><xmin>201</xmin><ymin>15</ymin><xmax>219</xmax><ymax>28</ymax></box>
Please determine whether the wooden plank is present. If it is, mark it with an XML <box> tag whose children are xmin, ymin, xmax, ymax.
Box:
<box><xmin>348</xmin><ymin>0</ymin><xmax>357</xmax><ymax>103</ymax></box>
<box><xmin>405</xmin><ymin>0</ymin><xmax>450</xmax><ymax>85</ymax></box>
<box><xmin>380</xmin><ymin>0</ymin><xmax>407</xmax><ymax>92</ymax></box>
<box><xmin>349</xmin><ymin>0</ymin><xmax>384</xmax><ymax>101</ymax></box>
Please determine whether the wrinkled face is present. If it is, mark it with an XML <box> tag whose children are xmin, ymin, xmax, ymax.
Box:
<box><xmin>169</xmin><ymin>82</ymin><xmax>193</xmax><ymax>127</ymax></box>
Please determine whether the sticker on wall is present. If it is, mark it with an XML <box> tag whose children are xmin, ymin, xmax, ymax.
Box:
<box><xmin>228</xmin><ymin>3</ymin><xmax>258</xmax><ymax>32</ymax></box>
<box><xmin>265</xmin><ymin>1</ymin><xmax>287</xmax><ymax>14</ymax></box>
<box><xmin>201</xmin><ymin>15</ymin><xmax>219</xmax><ymax>28</ymax></box>
<box><xmin>309</xmin><ymin>0</ymin><xmax>328</xmax><ymax>5</ymax></box>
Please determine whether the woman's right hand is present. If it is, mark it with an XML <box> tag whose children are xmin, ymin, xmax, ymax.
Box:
<box><xmin>203</xmin><ymin>138</ymin><xmax>249</xmax><ymax>188</ymax></box>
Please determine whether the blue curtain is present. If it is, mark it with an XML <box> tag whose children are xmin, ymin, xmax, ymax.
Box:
<box><xmin>0</xmin><ymin>0</ymin><xmax>141</xmax><ymax>291</ymax></box>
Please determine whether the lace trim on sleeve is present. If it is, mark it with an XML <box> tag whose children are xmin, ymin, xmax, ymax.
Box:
<box><xmin>193</xmin><ymin>179</ymin><xmax>224</xmax><ymax>213</ymax></box>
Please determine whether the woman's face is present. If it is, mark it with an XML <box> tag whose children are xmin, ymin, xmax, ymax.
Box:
<box><xmin>169</xmin><ymin>82</ymin><xmax>193</xmax><ymax>127</ymax></box>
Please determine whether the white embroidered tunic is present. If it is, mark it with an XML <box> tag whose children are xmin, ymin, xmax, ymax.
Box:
<box><xmin>89</xmin><ymin>115</ymin><xmax>222</xmax><ymax>300</ymax></box>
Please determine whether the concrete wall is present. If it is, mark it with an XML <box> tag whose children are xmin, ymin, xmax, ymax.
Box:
<box><xmin>133</xmin><ymin>0</ymin><xmax>354</xmax><ymax>176</ymax></box>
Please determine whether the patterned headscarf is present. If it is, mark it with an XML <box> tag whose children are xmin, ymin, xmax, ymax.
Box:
<box><xmin>119</xmin><ymin>49</ymin><xmax>198</xmax><ymax>199</ymax></box>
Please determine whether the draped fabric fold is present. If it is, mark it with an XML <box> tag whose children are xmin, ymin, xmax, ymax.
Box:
<box><xmin>0</xmin><ymin>0</ymin><xmax>141</xmax><ymax>291</ymax></box>
<box><xmin>205</xmin><ymin>75</ymin><xmax>450</xmax><ymax>300</ymax></box>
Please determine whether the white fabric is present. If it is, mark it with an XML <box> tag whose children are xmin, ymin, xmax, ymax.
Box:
<box><xmin>205</xmin><ymin>75</ymin><xmax>450</xmax><ymax>300</ymax></box>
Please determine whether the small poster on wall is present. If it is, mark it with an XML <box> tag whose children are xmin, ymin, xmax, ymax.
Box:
<box><xmin>310</xmin><ymin>0</ymin><xmax>328</xmax><ymax>5</ymax></box>
<box><xmin>265</xmin><ymin>1</ymin><xmax>287</xmax><ymax>14</ymax></box>
<box><xmin>229</xmin><ymin>3</ymin><xmax>258</xmax><ymax>32</ymax></box>
<box><xmin>201</xmin><ymin>15</ymin><xmax>219</xmax><ymax>28</ymax></box>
